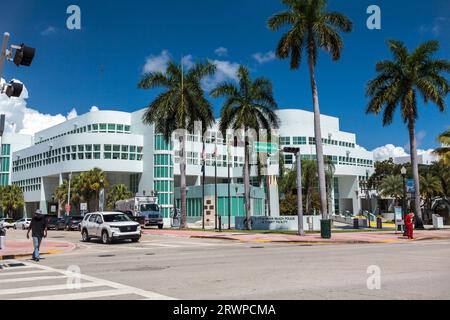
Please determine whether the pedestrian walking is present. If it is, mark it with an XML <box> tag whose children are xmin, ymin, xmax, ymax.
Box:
<box><xmin>405</xmin><ymin>212</ymin><xmax>415</xmax><ymax>240</ymax></box>
<box><xmin>26</xmin><ymin>210</ymin><xmax>48</xmax><ymax>262</ymax></box>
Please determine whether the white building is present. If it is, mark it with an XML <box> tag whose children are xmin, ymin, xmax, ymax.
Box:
<box><xmin>394</xmin><ymin>153</ymin><xmax>438</xmax><ymax>166</ymax></box>
<box><xmin>0</xmin><ymin>132</ymin><xmax>33</xmax><ymax>186</ymax></box>
<box><xmin>6</xmin><ymin>108</ymin><xmax>374</xmax><ymax>221</ymax></box>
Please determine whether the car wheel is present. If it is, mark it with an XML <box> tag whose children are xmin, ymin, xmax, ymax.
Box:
<box><xmin>82</xmin><ymin>229</ymin><xmax>90</xmax><ymax>242</ymax></box>
<box><xmin>22</xmin><ymin>225</ymin><xmax>26</xmax><ymax>230</ymax></box>
<box><xmin>101</xmin><ymin>231</ymin><xmax>111</xmax><ymax>245</ymax></box>
<box><xmin>158</xmin><ymin>224</ymin><xmax>163</xmax><ymax>229</ymax></box>
<box><xmin>14</xmin><ymin>225</ymin><xmax>17</xmax><ymax>230</ymax></box>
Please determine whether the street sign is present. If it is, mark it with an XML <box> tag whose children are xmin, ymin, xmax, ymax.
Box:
<box><xmin>80</xmin><ymin>203</ymin><xmax>88</xmax><ymax>211</ymax></box>
<box><xmin>406</xmin><ymin>179</ymin><xmax>415</xmax><ymax>193</ymax></box>
<box><xmin>254</xmin><ymin>142</ymin><xmax>278</xmax><ymax>153</ymax></box>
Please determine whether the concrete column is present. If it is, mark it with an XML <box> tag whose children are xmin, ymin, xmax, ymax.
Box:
<box><xmin>39</xmin><ymin>177</ymin><xmax>48</xmax><ymax>214</ymax></box>
<box><xmin>269</xmin><ymin>176</ymin><xmax>280</xmax><ymax>217</ymax></box>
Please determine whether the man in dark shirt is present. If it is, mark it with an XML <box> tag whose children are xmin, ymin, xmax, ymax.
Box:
<box><xmin>27</xmin><ymin>210</ymin><xmax>48</xmax><ymax>262</ymax></box>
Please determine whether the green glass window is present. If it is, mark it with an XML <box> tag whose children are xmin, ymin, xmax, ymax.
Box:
<box><xmin>113</xmin><ymin>145</ymin><xmax>120</xmax><ymax>152</ymax></box>
<box><xmin>107</xmin><ymin>124</ymin><xmax>115</xmax><ymax>132</ymax></box>
<box><xmin>117</xmin><ymin>124</ymin><xmax>124</xmax><ymax>131</ymax></box>
<box><xmin>85</xmin><ymin>145</ymin><xmax>92</xmax><ymax>151</ymax></box>
<box><xmin>280</xmin><ymin>137</ymin><xmax>291</xmax><ymax>145</ymax></box>
<box><xmin>124</xmin><ymin>125</ymin><xmax>131</xmax><ymax>132</ymax></box>
<box><xmin>121</xmin><ymin>145</ymin><xmax>128</xmax><ymax>152</ymax></box>
<box><xmin>92</xmin><ymin>124</ymin><xmax>99</xmax><ymax>131</ymax></box>
<box><xmin>104</xmin><ymin>153</ymin><xmax>112</xmax><ymax>159</ymax></box>
<box><xmin>99</xmin><ymin>124</ymin><xmax>107</xmax><ymax>132</ymax></box>
<box><xmin>121</xmin><ymin>153</ymin><xmax>128</xmax><ymax>160</ymax></box>
<box><xmin>94</xmin><ymin>152</ymin><xmax>101</xmax><ymax>160</ymax></box>
<box><xmin>104</xmin><ymin>145</ymin><xmax>112</xmax><ymax>152</ymax></box>
<box><xmin>113</xmin><ymin>153</ymin><xmax>120</xmax><ymax>160</ymax></box>
<box><xmin>94</xmin><ymin>145</ymin><xmax>101</xmax><ymax>151</ymax></box>
<box><xmin>130</xmin><ymin>145</ymin><xmax>136</xmax><ymax>153</ymax></box>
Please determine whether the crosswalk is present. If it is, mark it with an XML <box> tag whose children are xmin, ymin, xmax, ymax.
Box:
<box><xmin>70</xmin><ymin>238</ymin><xmax>241</xmax><ymax>255</ymax></box>
<box><xmin>0</xmin><ymin>260</ymin><xmax>175</xmax><ymax>300</ymax></box>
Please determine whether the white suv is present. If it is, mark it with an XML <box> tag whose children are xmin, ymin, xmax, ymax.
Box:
<box><xmin>14</xmin><ymin>218</ymin><xmax>32</xmax><ymax>230</ymax></box>
<box><xmin>0</xmin><ymin>218</ymin><xmax>15</xmax><ymax>229</ymax></box>
<box><xmin>80</xmin><ymin>212</ymin><xmax>141</xmax><ymax>244</ymax></box>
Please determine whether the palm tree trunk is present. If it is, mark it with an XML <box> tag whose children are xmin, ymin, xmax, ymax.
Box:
<box><xmin>308</xmin><ymin>59</ymin><xmax>328</xmax><ymax>220</ymax></box>
<box><xmin>408</xmin><ymin>118</ymin><xmax>424</xmax><ymax>227</ymax></box>
<box><xmin>180</xmin><ymin>136</ymin><xmax>187</xmax><ymax>229</ymax></box>
<box><xmin>244</xmin><ymin>141</ymin><xmax>251</xmax><ymax>230</ymax></box>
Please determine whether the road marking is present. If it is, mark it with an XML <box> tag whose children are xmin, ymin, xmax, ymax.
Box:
<box><xmin>0</xmin><ymin>269</ymin><xmax>53</xmax><ymax>277</ymax></box>
<box><xmin>1</xmin><ymin>260</ymin><xmax>176</xmax><ymax>300</ymax></box>
<box><xmin>12</xmin><ymin>288</ymin><xmax>135</xmax><ymax>300</ymax></box>
<box><xmin>0</xmin><ymin>282</ymin><xmax>104</xmax><ymax>296</ymax></box>
<box><xmin>0</xmin><ymin>275</ymin><xmax>67</xmax><ymax>284</ymax></box>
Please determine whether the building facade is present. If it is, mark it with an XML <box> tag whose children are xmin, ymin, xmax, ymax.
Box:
<box><xmin>0</xmin><ymin>132</ymin><xmax>33</xmax><ymax>187</ymax></box>
<box><xmin>8</xmin><ymin>108</ymin><xmax>374</xmax><ymax>222</ymax></box>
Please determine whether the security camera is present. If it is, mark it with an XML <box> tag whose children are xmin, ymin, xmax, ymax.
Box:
<box><xmin>1</xmin><ymin>80</ymin><xmax>23</xmax><ymax>98</ymax></box>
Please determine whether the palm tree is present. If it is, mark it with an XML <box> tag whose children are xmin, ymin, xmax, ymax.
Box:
<box><xmin>366</xmin><ymin>40</ymin><xmax>450</xmax><ymax>226</ymax></box>
<box><xmin>268</xmin><ymin>0</ymin><xmax>352</xmax><ymax>220</ymax></box>
<box><xmin>302</xmin><ymin>159</ymin><xmax>318</xmax><ymax>215</ymax></box>
<box><xmin>0</xmin><ymin>185</ymin><xmax>24</xmax><ymax>219</ymax></box>
<box><xmin>420</xmin><ymin>173</ymin><xmax>443</xmax><ymax>222</ymax></box>
<box><xmin>84</xmin><ymin>168</ymin><xmax>108</xmax><ymax>211</ymax></box>
<box><xmin>139</xmin><ymin>60</ymin><xmax>216</xmax><ymax>229</ymax></box>
<box><xmin>379</xmin><ymin>175</ymin><xmax>403</xmax><ymax>207</ymax></box>
<box><xmin>106</xmin><ymin>184</ymin><xmax>133</xmax><ymax>210</ymax></box>
<box><xmin>211</xmin><ymin>65</ymin><xmax>280</xmax><ymax>230</ymax></box>
<box><xmin>434</xmin><ymin>128</ymin><xmax>450</xmax><ymax>165</ymax></box>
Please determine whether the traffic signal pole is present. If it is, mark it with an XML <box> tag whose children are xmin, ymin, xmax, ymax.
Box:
<box><xmin>296</xmin><ymin>151</ymin><xmax>305</xmax><ymax>236</ymax></box>
<box><xmin>0</xmin><ymin>32</ymin><xmax>10</xmax><ymax>80</ymax></box>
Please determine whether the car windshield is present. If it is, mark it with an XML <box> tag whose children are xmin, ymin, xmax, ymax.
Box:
<box><xmin>103</xmin><ymin>214</ymin><xmax>132</xmax><ymax>223</ymax></box>
<box><xmin>140</xmin><ymin>204</ymin><xmax>159</xmax><ymax>212</ymax></box>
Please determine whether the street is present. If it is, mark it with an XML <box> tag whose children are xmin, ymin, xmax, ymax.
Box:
<box><xmin>1</xmin><ymin>229</ymin><xmax>450</xmax><ymax>300</ymax></box>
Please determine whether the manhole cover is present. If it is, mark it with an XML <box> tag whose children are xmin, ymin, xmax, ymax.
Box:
<box><xmin>98</xmin><ymin>254</ymin><xmax>115</xmax><ymax>258</ymax></box>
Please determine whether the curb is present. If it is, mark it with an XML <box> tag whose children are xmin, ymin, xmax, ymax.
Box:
<box><xmin>0</xmin><ymin>251</ymin><xmax>53</xmax><ymax>261</ymax></box>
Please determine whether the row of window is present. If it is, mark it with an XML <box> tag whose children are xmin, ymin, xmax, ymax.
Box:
<box><xmin>1</xmin><ymin>157</ymin><xmax>10</xmax><ymax>172</ymax></box>
<box><xmin>1</xmin><ymin>144</ymin><xmax>11</xmax><ymax>156</ymax></box>
<box><xmin>283</xmin><ymin>154</ymin><xmax>373</xmax><ymax>167</ymax></box>
<box><xmin>280</xmin><ymin>136</ymin><xmax>356</xmax><ymax>148</ymax></box>
<box><xmin>36</xmin><ymin>123</ymin><xmax>132</xmax><ymax>145</ymax></box>
<box><xmin>13</xmin><ymin>177</ymin><xmax>42</xmax><ymax>193</ymax></box>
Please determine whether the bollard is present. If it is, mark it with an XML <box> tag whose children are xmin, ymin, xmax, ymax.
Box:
<box><xmin>218</xmin><ymin>216</ymin><xmax>222</xmax><ymax>232</ymax></box>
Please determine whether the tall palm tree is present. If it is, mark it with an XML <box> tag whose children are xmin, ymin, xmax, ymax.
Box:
<box><xmin>211</xmin><ymin>65</ymin><xmax>280</xmax><ymax>230</ymax></box>
<box><xmin>366</xmin><ymin>40</ymin><xmax>450</xmax><ymax>226</ymax></box>
<box><xmin>268</xmin><ymin>0</ymin><xmax>352</xmax><ymax>220</ymax></box>
<box><xmin>106</xmin><ymin>184</ymin><xmax>132</xmax><ymax>210</ymax></box>
<box><xmin>0</xmin><ymin>185</ymin><xmax>24</xmax><ymax>219</ymax></box>
<box><xmin>434</xmin><ymin>128</ymin><xmax>450</xmax><ymax>165</ymax></box>
<box><xmin>139</xmin><ymin>60</ymin><xmax>216</xmax><ymax>229</ymax></box>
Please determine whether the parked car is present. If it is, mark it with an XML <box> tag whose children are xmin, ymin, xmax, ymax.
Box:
<box><xmin>0</xmin><ymin>218</ymin><xmax>15</xmax><ymax>229</ymax></box>
<box><xmin>80</xmin><ymin>212</ymin><xmax>141</xmax><ymax>244</ymax></box>
<box><xmin>140</xmin><ymin>211</ymin><xmax>164</xmax><ymax>229</ymax></box>
<box><xmin>46</xmin><ymin>215</ymin><xmax>59</xmax><ymax>230</ymax></box>
<box><xmin>14</xmin><ymin>218</ymin><xmax>32</xmax><ymax>230</ymax></box>
<box><xmin>55</xmin><ymin>216</ymin><xmax>83</xmax><ymax>231</ymax></box>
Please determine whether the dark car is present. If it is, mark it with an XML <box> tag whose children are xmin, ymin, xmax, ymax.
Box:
<box><xmin>55</xmin><ymin>216</ymin><xmax>84</xmax><ymax>231</ymax></box>
<box><xmin>46</xmin><ymin>215</ymin><xmax>59</xmax><ymax>230</ymax></box>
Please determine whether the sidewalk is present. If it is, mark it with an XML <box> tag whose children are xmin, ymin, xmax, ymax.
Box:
<box><xmin>0</xmin><ymin>239</ymin><xmax>76</xmax><ymax>260</ymax></box>
<box><xmin>143</xmin><ymin>229</ymin><xmax>450</xmax><ymax>244</ymax></box>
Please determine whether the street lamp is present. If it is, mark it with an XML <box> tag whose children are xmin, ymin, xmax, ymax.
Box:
<box><xmin>401</xmin><ymin>166</ymin><xmax>407</xmax><ymax>234</ymax></box>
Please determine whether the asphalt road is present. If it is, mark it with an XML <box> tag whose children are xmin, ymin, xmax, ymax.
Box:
<box><xmin>1</xmin><ymin>229</ymin><xmax>450</xmax><ymax>300</ymax></box>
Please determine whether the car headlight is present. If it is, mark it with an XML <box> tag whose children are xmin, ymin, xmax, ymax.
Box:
<box><xmin>111</xmin><ymin>227</ymin><xmax>120</xmax><ymax>232</ymax></box>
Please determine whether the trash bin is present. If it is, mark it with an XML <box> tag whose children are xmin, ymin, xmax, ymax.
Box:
<box><xmin>353</xmin><ymin>218</ymin><xmax>359</xmax><ymax>229</ymax></box>
<box><xmin>0</xmin><ymin>227</ymin><xmax>5</xmax><ymax>249</ymax></box>
<box><xmin>432</xmin><ymin>214</ymin><xmax>444</xmax><ymax>229</ymax></box>
<box><xmin>321</xmin><ymin>219</ymin><xmax>332</xmax><ymax>239</ymax></box>
<box><xmin>376</xmin><ymin>217</ymin><xmax>383</xmax><ymax>229</ymax></box>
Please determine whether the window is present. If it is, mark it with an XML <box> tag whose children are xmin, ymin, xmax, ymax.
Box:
<box><xmin>85</xmin><ymin>145</ymin><xmax>92</xmax><ymax>152</ymax></box>
<box><xmin>280</xmin><ymin>137</ymin><xmax>291</xmax><ymax>145</ymax></box>
<box><xmin>104</xmin><ymin>153</ymin><xmax>112</xmax><ymax>159</ymax></box>
<box><xmin>94</xmin><ymin>145</ymin><xmax>101</xmax><ymax>151</ymax></box>
<box><xmin>117</xmin><ymin>124</ymin><xmax>124</xmax><ymax>131</ymax></box>
<box><xmin>94</xmin><ymin>153</ymin><xmax>101</xmax><ymax>160</ymax></box>
<box><xmin>121</xmin><ymin>153</ymin><xmax>128</xmax><ymax>160</ymax></box>
<box><xmin>130</xmin><ymin>145</ymin><xmax>136</xmax><ymax>153</ymax></box>
<box><xmin>113</xmin><ymin>145</ymin><xmax>120</xmax><ymax>152</ymax></box>
<box><xmin>113</xmin><ymin>153</ymin><xmax>120</xmax><ymax>160</ymax></box>
<box><xmin>99</xmin><ymin>124</ymin><xmax>107</xmax><ymax>132</ymax></box>
<box><xmin>121</xmin><ymin>145</ymin><xmax>128</xmax><ymax>152</ymax></box>
<box><xmin>104</xmin><ymin>145</ymin><xmax>112</xmax><ymax>152</ymax></box>
<box><xmin>78</xmin><ymin>145</ymin><xmax>84</xmax><ymax>152</ymax></box>
<box><xmin>293</xmin><ymin>137</ymin><xmax>306</xmax><ymax>145</ymax></box>
<box><xmin>107</xmin><ymin>124</ymin><xmax>115</xmax><ymax>132</ymax></box>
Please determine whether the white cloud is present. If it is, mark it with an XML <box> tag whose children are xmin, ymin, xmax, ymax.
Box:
<box><xmin>142</xmin><ymin>50</ymin><xmax>171</xmax><ymax>74</ymax></box>
<box><xmin>372</xmin><ymin>144</ymin><xmax>409</xmax><ymax>161</ymax></box>
<box><xmin>419</xmin><ymin>17</ymin><xmax>449</xmax><ymax>36</ymax></box>
<box><xmin>372</xmin><ymin>144</ymin><xmax>438</xmax><ymax>162</ymax></box>
<box><xmin>90</xmin><ymin>106</ymin><xmax>99</xmax><ymax>112</ymax></box>
<box><xmin>253</xmin><ymin>51</ymin><xmax>276</xmax><ymax>64</ymax></box>
<box><xmin>67</xmin><ymin>108</ymin><xmax>78</xmax><ymax>120</ymax></box>
<box><xmin>214</xmin><ymin>47</ymin><xmax>228</xmax><ymax>57</ymax></box>
<box><xmin>0</xmin><ymin>78</ymin><xmax>78</xmax><ymax>136</ymax></box>
<box><xmin>202</xmin><ymin>60</ymin><xmax>240</xmax><ymax>91</ymax></box>
<box><xmin>41</xmin><ymin>26</ymin><xmax>57</xmax><ymax>36</ymax></box>
<box><xmin>181</xmin><ymin>55</ymin><xmax>194</xmax><ymax>70</ymax></box>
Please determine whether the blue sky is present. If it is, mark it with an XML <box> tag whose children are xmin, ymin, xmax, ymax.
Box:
<box><xmin>0</xmin><ymin>0</ymin><xmax>449</xmax><ymax>154</ymax></box>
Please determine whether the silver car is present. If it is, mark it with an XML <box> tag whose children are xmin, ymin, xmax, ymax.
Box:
<box><xmin>80</xmin><ymin>212</ymin><xmax>141</xmax><ymax>244</ymax></box>
<box><xmin>14</xmin><ymin>218</ymin><xmax>32</xmax><ymax>230</ymax></box>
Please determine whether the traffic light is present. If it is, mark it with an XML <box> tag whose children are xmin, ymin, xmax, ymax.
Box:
<box><xmin>13</xmin><ymin>44</ymin><xmax>36</xmax><ymax>67</ymax></box>
<box><xmin>283</xmin><ymin>147</ymin><xmax>300</xmax><ymax>154</ymax></box>
<box><xmin>3</xmin><ymin>80</ymin><xmax>23</xmax><ymax>98</ymax></box>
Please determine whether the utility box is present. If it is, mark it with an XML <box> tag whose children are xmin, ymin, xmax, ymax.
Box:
<box><xmin>0</xmin><ymin>236</ymin><xmax>5</xmax><ymax>249</ymax></box>
<box><xmin>432</xmin><ymin>214</ymin><xmax>444</xmax><ymax>229</ymax></box>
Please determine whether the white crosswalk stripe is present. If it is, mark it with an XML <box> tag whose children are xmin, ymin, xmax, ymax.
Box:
<box><xmin>0</xmin><ymin>260</ymin><xmax>175</xmax><ymax>300</ymax></box>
